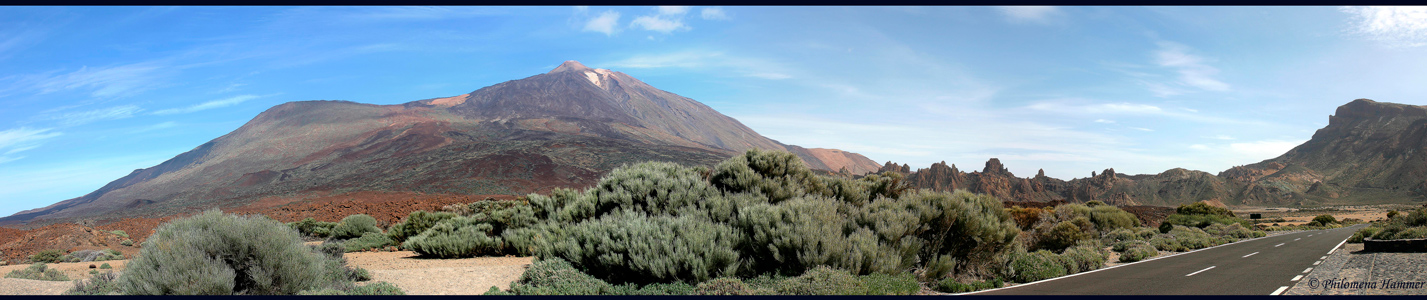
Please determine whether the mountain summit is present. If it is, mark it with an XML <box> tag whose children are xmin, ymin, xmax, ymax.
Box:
<box><xmin>2</xmin><ymin>61</ymin><xmax>880</xmax><ymax>227</ymax></box>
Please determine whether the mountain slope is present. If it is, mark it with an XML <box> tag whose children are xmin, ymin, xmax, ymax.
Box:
<box><xmin>2</xmin><ymin>61</ymin><xmax>879</xmax><ymax>227</ymax></box>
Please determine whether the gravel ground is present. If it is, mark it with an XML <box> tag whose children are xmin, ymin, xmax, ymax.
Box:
<box><xmin>344</xmin><ymin>251</ymin><xmax>533</xmax><ymax>295</ymax></box>
<box><xmin>0</xmin><ymin>260</ymin><xmax>128</xmax><ymax>295</ymax></box>
<box><xmin>1288</xmin><ymin>243</ymin><xmax>1427</xmax><ymax>295</ymax></box>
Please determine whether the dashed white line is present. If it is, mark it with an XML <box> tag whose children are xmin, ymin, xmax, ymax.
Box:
<box><xmin>1186</xmin><ymin>266</ymin><xmax>1216</xmax><ymax>277</ymax></box>
<box><xmin>1314</xmin><ymin>260</ymin><xmax>1322</xmax><ymax>266</ymax></box>
<box><xmin>1243</xmin><ymin>252</ymin><xmax>1260</xmax><ymax>258</ymax></box>
<box><xmin>1294</xmin><ymin>238</ymin><xmax>1301</xmax><ymax>241</ymax></box>
<box><xmin>1271</xmin><ymin>286</ymin><xmax>1289</xmax><ymax>295</ymax></box>
<box><xmin>1303</xmin><ymin>268</ymin><xmax>1313</xmax><ymax>273</ymax></box>
<box><xmin>1320</xmin><ymin>256</ymin><xmax>1327</xmax><ymax>260</ymax></box>
<box><xmin>1276</xmin><ymin>243</ymin><xmax>1285</xmax><ymax>247</ymax></box>
<box><xmin>1292</xmin><ymin>275</ymin><xmax>1304</xmax><ymax>281</ymax></box>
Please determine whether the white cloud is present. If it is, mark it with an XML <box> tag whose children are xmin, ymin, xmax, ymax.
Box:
<box><xmin>658</xmin><ymin>6</ymin><xmax>690</xmax><ymax>16</ymax></box>
<box><xmin>48</xmin><ymin>105</ymin><xmax>143</xmax><ymax>126</ymax></box>
<box><xmin>1340</xmin><ymin>6</ymin><xmax>1427</xmax><ymax>48</ymax></box>
<box><xmin>631</xmin><ymin>15</ymin><xmax>688</xmax><ymax>33</ymax></box>
<box><xmin>1094</xmin><ymin>119</ymin><xmax>1116</xmax><ymax>123</ymax></box>
<box><xmin>701</xmin><ymin>7</ymin><xmax>729</xmax><ymax>20</ymax></box>
<box><xmin>153</xmin><ymin>94</ymin><xmax>260</xmax><ymax>115</ymax></box>
<box><xmin>603</xmin><ymin>51</ymin><xmax>794</xmax><ymax>80</ymax></box>
<box><xmin>28</xmin><ymin>62</ymin><xmax>169</xmax><ymax>98</ymax></box>
<box><xmin>0</xmin><ymin>127</ymin><xmax>62</xmax><ymax>164</ymax></box>
<box><xmin>1153</xmin><ymin>41</ymin><xmax>1230</xmax><ymax>92</ymax></box>
<box><xmin>582</xmin><ymin>10</ymin><xmax>621</xmax><ymax>35</ymax></box>
<box><xmin>997</xmin><ymin>6</ymin><xmax>1059</xmax><ymax>23</ymax></box>
<box><xmin>1131</xmin><ymin>127</ymin><xmax>1154</xmax><ymax>132</ymax></box>
<box><xmin>1026</xmin><ymin>100</ymin><xmax>1268</xmax><ymax>126</ymax></box>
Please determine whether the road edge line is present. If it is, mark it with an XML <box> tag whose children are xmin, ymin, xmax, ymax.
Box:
<box><xmin>960</xmin><ymin>229</ymin><xmax>1294</xmax><ymax>295</ymax></box>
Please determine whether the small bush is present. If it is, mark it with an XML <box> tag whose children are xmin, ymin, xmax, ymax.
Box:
<box><xmin>1169</xmin><ymin>226</ymin><xmax>1215</xmax><ymax>250</ymax></box>
<box><xmin>1006</xmin><ymin>250</ymin><xmax>1066</xmax><ymax>283</ymax></box>
<box><xmin>1313</xmin><ymin>215</ymin><xmax>1338</xmax><ymax>225</ymax></box>
<box><xmin>296</xmin><ymin>282</ymin><xmax>404</xmax><ymax>295</ymax></box>
<box><xmin>312</xmin><ymin>241</ymin><xmax>345</xmax><ymax>260</ymax></box>
<box><xmin>330</xmin><ymin>214</ymin><xmax>382</xmax><ymax>240</ymax></box>
<box><xmin>694</xmin><ymin>277</ymin><xmax>757</xmax><ymax>295</ymax></box>
<box><xmin>1104</xmin><ymin>228</ymin><xmax>1145</xmax><ymax>244</ymax></box>
<box><xmin>1037</xmin><ymin>218</ymin><xmax>1093</xmax><ymax>252</ymax></box>
<box><xmin>120</xmin><ymin>239</ymin><xmax>134</xmax><ymax>246</ymax></box>
<box><xmin>62</xmin><ymin>249</ymin><xmax>124</xmax><ymax>262</ymax></box>
<box><xmin>117</xmin><ymin>209</ymin><xmax>348</xmax><ymax>295</ymax></box>
<box><xmin>772</xmin><ymin>266</ymin><xmax>868</xmax><ymax>295</ymax></box>
<box><xmin>1349</xmin><ymin>227</ymin><xmax>1378</xmax><ymax>243</ymax></box>
<box><xmin>1176</xmin><ymin>202</ymin><xmax>1236</xmax><ymax>217</ymax></box>
<box><xmin>100</xmin><ymin>263</ymin><xmax>113</xmax><ymax>269</ymax></box>
<box><xmin>625</xmin><ymin>282</ymin><xmax>696</xmax><ymax>295</ymax></box>
<box><xmin>344</xmin><ymin>232</ymin><xmax>395</xmax><ymax>252</ymax></box>
<box><xmin>403</xmin><ymin>217</ymin><xmax>504</xmax><ymax>258</ymax></box>
<box><xmin>860</xmin><ymin>272</ymin><xmax>919</xmax><ymax>295</ymax></box>
<box><xmin>111</xmin><ymin>230</ymin><xmax>129</xmax><ymax>238</ymax></box>
<box><xmin>1118</xmin><ymin>243</ymin><xmax>1158</xmax><ymax>262</ymax></box>
<box><xmin>936</xmin><ymin>277</ymin><xmax>1003</xmax><ymax>293</ymax></box>
<box><xmin>385</xmin><ymin>211</ymin><xmax>457</xmax><ymax>244</ymax></box>
<box><xmin>539</xmin><ymin>212</ymin><xmax>739</xmax><ymax>284</ymax></box>
<box><xmin>29</xmin><ymin>249</ymin><xmax>65</xmax><ymax>263</ymax></box>
<box><xmin>288</xmin><ymin>218</ymin><xmax>337</xmax><ymax>238</ymax></box>
<box><xmin>349</xmin><ymin>266</ymin><xmax>372</xmax><ymax>282</ymax></box>
<box><xmin>1149</xmin><ymin>234</ymin><xmax>1184</xmax><ymax>252</ymax></box>
<box><xmin>1087</xmin><ymin>205</ymin><xmax>1139</xmax><ymax>231</ymax></box>
<box><xmin>65</xmin><ymin>271</ymin><xmax>119</xmax><ymax>295</ymax></box>
<box><xmin>505</xmin><ymin>258</ymin><xmax>613</xmax><ymax>295</ymax></box>
<box><xmin>5</xmin><ymin>263</ymin><xmax>70</xmax><ymax>281</ymax></box>
<box><xmin>1060</xmin><ymin>245</ymin><xmax>1107</xmax><ymax>274</ymax></box>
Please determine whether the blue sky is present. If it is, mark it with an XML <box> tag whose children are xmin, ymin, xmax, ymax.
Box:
<box><xmin>3</xmin><ymin>6</ymin><xmax>1427</xmax><ymax>217</ymax></box>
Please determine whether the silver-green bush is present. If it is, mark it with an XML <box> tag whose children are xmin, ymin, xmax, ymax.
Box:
<box><xmin>117</xmin><ymin>210</ymin><xmax>347</xmax><ymax>295</ymax></box>
<box><xmin>403</xmin><ymin>217</ymin><xmax>504</xmax><ymax>258</ymax></box>
<box><xmin>329</xmin><ymin>214</ymin><xmax>381</xmax><ymax>240</ymax></box>
<box><xmin>385</xmin><ymin>211</ymin><xmax>456</xmax><ymax>244</ymax></box>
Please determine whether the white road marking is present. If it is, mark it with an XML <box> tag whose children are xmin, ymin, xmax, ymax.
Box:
<box><xmin>1314</xmin><ymin>260</ymin><xmax>1322</xmax><ymax>266</ymax></box>
<box><xmin>1303</xmin><ymin>268</ymin><xmax>1313</xmax><ymax>273</ymax></box>
<box><xmin>1320</xmin><ymin>256</ymin><xmax>1327</xmax><ymax>260</ymax></box>
<box><xmin>1243</xmin><ymin>252</ymin><xmax>1260</xmax><ymax>258</ymax></box>
<box><xmin>1294</xmin><ymin>238</ymin><xmax>1301</xmax><ymax>241</ymax></box>
<box><xmin>1329</xmin><ymin>235</ymin><xmax>1350</xmax><ymax>254</ymax></box>
<box><xmin>1276</xmin><ymin>243</ymin><xmax>1285</xmax><ymax>247</ymax></box>
<box><xmin>1292</xmin><ymin>275</ymin><xmax>1303</xmax><ymax>281</ymax></box>
<box><xmin>1186</xmin><ymin>266</ymin><xmax>1216</xmax><ymax>277</ymax></box>
<box><xmin>1271</xmin><ymin>286</ymin><xmax>1289</xmax><ymax>295</ymax></box>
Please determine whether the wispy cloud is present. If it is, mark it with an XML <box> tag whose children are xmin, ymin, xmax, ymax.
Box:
<box><xmin>153</xmin><ymin>94</ymin><xmax>261</xmax><ymax>115</ymax></box>
<box><xmin>45</xmin><ymin>105</ymin><xmax>144</xmax><ymax>127</ymax></box>
<box><xmin>7</xmin><ymin>61</ymin><xmax>171</xmax><ymax>99</ymax></box>
<box><xmin>1340</xmin><ymin>6</ymin><xmax>1427</xmax><ymax>48</ymax></box>
<box><xmin>1026</xmin><ymin>100</ymin><xmax>1266</xmax><ymax>126</ymax></box>
<box><xmin>701</xmin><ymin>7</ymin><xmax>729</xmax><ymax>20</ymax></box>
<box><xmin>997</xmin><ymin>6</ymin><xmax>1060</xmax><ymax>23</ymax></box>
<box><xmin>602</xmin><ymin>51</ymin><xmax>793</xmax><ymax>80</ymax></box>
<box><xmin>582</xmin><ymin>10</ymin><xmax>621</xmax><ymax>35</ymax></box>
<box><xmin>1094</xmin><ymin>119</ymin><xmax>1116</xmax><ymax>124</ymax></box>
<box><xmin>631</xmin><ymin>6</ymin><xmax>691</xmax><ymax>33</ymax></box>
<box><xmin>1153</xmin><ymin>41</ymin><xmax>1230</xmax><ymax>92</ymax></box>
<box><xmin>0</xmin><ymin>127</ymin><xmax>62</xmax><ymax>164</ymax></box>
<box><xmin>129</xmin><ymin>121</ymin><xmax>178</xmax><ymax>134</ymax></box>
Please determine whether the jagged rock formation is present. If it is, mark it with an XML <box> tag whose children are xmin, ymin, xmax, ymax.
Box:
<box><xmin>887</xmin><ymin>99</ymin><xmax>1427</xmax><ymax>207</ymax></box>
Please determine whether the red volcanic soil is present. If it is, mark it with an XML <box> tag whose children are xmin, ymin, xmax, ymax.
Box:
<box><xmin>1</xmin><ymin>191</ymin><xmax>515</xmax><ymax>264</ymax></box>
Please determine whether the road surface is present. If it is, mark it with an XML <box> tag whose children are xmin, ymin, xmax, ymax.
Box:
<box><xmin>975</xmin><ymin>224</ymin><xmax>1366</xmax><ymax>295</ymax></box>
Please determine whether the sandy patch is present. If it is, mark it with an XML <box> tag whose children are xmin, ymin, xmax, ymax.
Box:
<box><xmin>344</xmin><ymin>251</ymin><xmax>532</xmax><ymax>295</ymax></box>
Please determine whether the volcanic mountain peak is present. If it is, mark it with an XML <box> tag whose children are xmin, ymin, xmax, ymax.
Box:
<box><xmin>548</xmin><ymin>60</ymin><xmax>595</xmax><ymax>74</ymax></box>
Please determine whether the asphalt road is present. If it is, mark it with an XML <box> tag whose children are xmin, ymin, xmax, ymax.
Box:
<box><xmin>975</xmin><ymin>224</ymin><xmax>1367</xmax><ymax>295</ymax></box>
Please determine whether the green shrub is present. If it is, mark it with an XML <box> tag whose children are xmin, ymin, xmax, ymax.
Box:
<box><xmin>296</xmin><ymin>282</ymin><xmax>404</xmax><ymax>295</ymax></box>
<box><xmin>1349</xmin><ymin>227</ymin><xmax>1379</xmax><ymax>243</ymax></box>
<box><xmin>1168</xmin><ymin>225</ymin><xmax>1215</xmax><ymax>250</ymax></box>
<box><xmin>506</xmin><ymin>258</ymin><xmax>614</xmax><ymax>295</ymax></box>
<box><xmin>1313</xmin><ymin>215</ymin><xmax>1338</xmax><ymax>225</ymax></box>
<box><xmin>1087</xmin><ymin>205</ymin><xmax>1139</xmax><ymax>231</ymax></box>
<box><xmin>62</xmin><ymin>249</ymin><xmax>124</xmax><ymax>262</ymax></box>
<box><xmin>1159</xmin><ymin>222</ymin><xmax>1174</xmax><ymax>234</ymax></box>
<box><xmin>29</xmin><ymin>249</ymin><xmax>65</xmax><ymax>263</ymax></box>
<box><xmin>860</xmin><ymin>272</ymin><xmax>919</xmax><ymax>295</ymax></box>
<box><xmin>935</xmin><ymin>277</ymin><xmax>1003</xmax><ymax>293</ymax></box>
<box><xmin>1393</xmin><ymin>226</ymin><xmax>1427</xmax><ymax>240</ymax></box>
<box><xmin>343</xmin><ymin>232</ymin><xmax>395</xmax><ymax>252</ymax></box>
<box><xmin>1176</xmin><ymin>202</ymin><xmax>1236</xmax><ymax>217</ymax></box>
<box><xmin>1104</xmin><ymin>228</ymin><xmax>1145</xmax><ymax>244</ymax></box>
<box><xmin>539</xmin><ymin>212</ymin><xmax>739</xmax><ymax>284</ymax></box>
<box><xmin>772</xmin><ymin>266</ymin><xmax>868</xmax><ymax>295</ymax></box>
<box><xmin>111</xmin><ymin>230</ymin><xmax>129</xmax><ymax>238</ymax></box>
<box><xmin>287</xmin><ymin>217</ymin><xmax>338</xmax><ymax>238</ymax></box>
<box><xmin>349</xmin><ymin>266</ymin><xmax>371</xmax><ymax>282</ymax></box>
<box><xmin>694</xmin><ymin>277</ymin><xmax>757</xmax><ymax>295</ymax></box>
<box><xmin>1060</xmin><ymin>245</ymin><xmax>1107</xmax><ymax>274</ymax></box>
<box><xmin>1119</xmin><ymin>243</ymin><xmax>1158</xmax><ymax>263</ymax></box>
<box><xmin>5</xmin><ymin>263</ymin><xmax>69</xmax><ymax>281</ymax></box>
<box><xmin>117</xmin><ymin>209</ymin><xmax>349</xmax><ymax>295</ymax></box>
<box><xmin>624</xmin><ymin>282</ymin><xmax>696</xmax><ymax>295</ymax></box>
<box><xmin>330</xmin><ymin>214</ymin><xmax>381</xmax><ymax>240</ymax></box>
<box><xmin>385</xmin><ymin>211</ymin><xmax>457</xmax><ymax>244</ymax></box>
<box><xmin>100</xmin><ymin>263</ymin><xmax>113</xmax><ymax>269</ymax></box>
<box><xmin>1006</xmin><ymin>250</ymin><xmax>1066</xmax><ymax>283</ymax></box>
<box><xmin>312</xmin><ymin>241</ymin><xmax>345</xmax><ymax>260</ymax></box>
<box><xmin>120</xmin><ymin>239</ymin><xmax>134</xmax><ymax>246</ymax></box>
<box><xmin>65</xmin><ymin>271</ymin><xmax>119</xmax><ymax>295</ymax></box>
<box><xmin>1149</xmin><ymin>234</ymin><xmax>1185</xmax><ymax>252</ymax></box>
<box><xmin>1038</xmin><ymin>218</ymin><xmax>1094</xmax><ymax>252</ymax></box>
<box><xmin>403</xmin><ymin>217</ymin><xmax>504</xmax><ymax>258</ymax></box>
<box><xmin>710</xmin><ymin>149</ymin><xmax>821</xmax><ymax>204</ymax></box>
<box><xmin>1165</xmin><ymin>213</ymin><xmax>1248</xmax><ymax>229</ymax></box>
